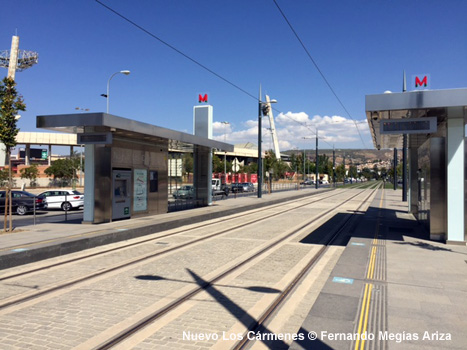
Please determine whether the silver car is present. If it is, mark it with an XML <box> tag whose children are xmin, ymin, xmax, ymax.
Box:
<box><xmin>38</xmin><ymin>189</ymin><xmax>84</xmax><ymax>211</ymax></box>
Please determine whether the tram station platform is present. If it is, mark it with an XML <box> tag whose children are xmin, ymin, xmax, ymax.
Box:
<box><xmin>1</xmin><ymin>187</ymin><xmax>466</xmax><ymax>350</ymax></box>
<box><xmin>290</xmin><ymin>189</ymin><xmax>467</xmax><ymax>350</ymax></box>
<box><xmin>0</xmin><ymin>187</ymin><xmax>329</xmax><ymax>270</ymax></box>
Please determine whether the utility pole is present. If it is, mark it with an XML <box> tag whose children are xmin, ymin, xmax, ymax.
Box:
<box><xmin>303</xmin><ymin>148</ymin><xmax>306</xmax><ymax>181</ymax></box>
<box><xmin>315</xmin><ymin>129</ymin><xmax>318</xmax><ymax>189</ymax></box>
<box><xmin>332</xmin><ymin>146</ymin><xmax>336</xmax><ymax>188</ymax></box>
<box><xmin>258</xmin><ymin>86</ymin><xmax>263</xmax><ymax>198</ymax></box>
<box><xmin>343</xmin><ymin>152</ymin><xmax>345</xmax><ymax>187</ymax></box>
<box><xmin>402</xmin><ymin>70</ymin><xmax>408</xmax><ymax>201</ymax></box>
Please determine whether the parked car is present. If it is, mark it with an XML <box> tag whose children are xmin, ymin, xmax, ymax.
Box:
<box><xmin>212</xmin><ymin>179</ymin><xmax>229</xmax><ymax>197</ymax></box>
<box><xmin>300</xmin><ymin>179</ymin><xmax>315</xmax><ymax>185</ymax></box>
<box><xmin>173</xmin><ymin>185</ymin><xmax>195</xmax><ymax>199</ymax></box>
<box><xmin>230</xmin><ymin>183</ymin><xmax>244</xmax><ymax>193</ymax></box>
<box><xmin>38</xmin><ymin>189</ymin><xmax>84</xmax><ymax>211</ymax></box>
<box><xmin>241</xmin><ymin>182</ymin><xmax>255</xmax><ymax>192</ymax></box>
<box><xmin>231</xmin><ymin>182</ymin><xmax>255</xmax><ymax>193</ymax></box>
<box><xmin>0</xmin><ymin>190</ymin><xmax>47</xmax><ymax>215</ymax></box>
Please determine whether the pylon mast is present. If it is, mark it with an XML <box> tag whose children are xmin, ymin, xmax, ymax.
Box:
<box><xmin>0</xmin><ymin>36</ymin><xmax>39</xmax><ymax>80</ymax></box>
<box><xmin>265</xmin><ymin>95</ymin><xmax>281</xmax><ymax>159</ymax></box>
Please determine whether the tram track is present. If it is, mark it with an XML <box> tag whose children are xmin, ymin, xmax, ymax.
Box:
<box><xmin>232</xmin><ymin>183</ymin><xmax>382</xmax><ymax>350</ymax></box>
<box><xmin>90</xmin><ymin>184</ymin><xmax>381</xmax><ymax>350</ymax></box>
<box><xmin>0</xmin><ymin>187</ymin><xmax>370</xmax><ymax>310</ymax></box>
<box><xmin>0</xmin><ymin>189</ymin><xmax>338</xmax><ymax>282</ymax></box>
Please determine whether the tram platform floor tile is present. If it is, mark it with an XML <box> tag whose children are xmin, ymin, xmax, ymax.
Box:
<box><xmin>289</xmin><ymin>189</ymin><xmax>467</xmax><ymax>350</ymax></box>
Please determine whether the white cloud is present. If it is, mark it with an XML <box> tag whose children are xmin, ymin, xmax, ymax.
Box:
<box><xmin>213</xmin><ymin>112</ymin><xmax>371</xmax><ymax>149</ymax></box>
<box><xmin>212</xmin><ymin>121</ymin><xmax>232</xmax><ymax>135</ymax></box>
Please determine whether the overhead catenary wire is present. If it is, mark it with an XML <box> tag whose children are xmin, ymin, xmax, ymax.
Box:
<box><xmin>272</xmin><ymin>0</ymin><xmax>368</xmax><ymax>149</ymax></box>
<box><xmin>95</xmin><ymin>0</ymin><xmax>257</xmax><ymax>101</ymax></box>
<box><xmin>95</xmin><ymin>0</ymin><xmax>340</xmax><ymax>149</ymax></box>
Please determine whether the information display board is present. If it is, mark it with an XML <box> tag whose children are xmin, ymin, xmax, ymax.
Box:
<box><xmin>380</xmin><ymin>117</ymin><xmax>437</xmax><ymax>135</ymax></box>
<box><xmin>133</xmin><ymin>169</ymin><xmax>148</xmax><ymax>212</ymax></box>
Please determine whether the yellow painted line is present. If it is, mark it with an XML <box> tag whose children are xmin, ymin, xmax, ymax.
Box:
<box><xmin>355</xmin><ymin>185</ymin><xmax>385</xmax><ymax>349</ymax></box>
<box><xmin>367</xmin><ymin>246</ymin><xmax>377</xmax><ymax>280</ymax></box>
<box><xmin>360</xmin><ymin>283</ymin><xmax>374</xmax><ymax>350</ymax></box>
<box><xmin>354</xmin><ymin>283</ymin><xmax>370</xmax><ymax>350</ymax></box>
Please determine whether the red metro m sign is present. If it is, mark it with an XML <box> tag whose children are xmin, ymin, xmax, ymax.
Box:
<box><xmin>198</xmin><ymin>94</ymin><xmax>208</xmax><ymax>103</ymax></box>
<box><xmin>412</xmin><ymin>74</ymin><xmax>430</xmax><ymax>90</ymax></box>
<box><xmin>415</xmin><ymin>76</ymin><xmax>427</xmax><ymax>87</ymax></box>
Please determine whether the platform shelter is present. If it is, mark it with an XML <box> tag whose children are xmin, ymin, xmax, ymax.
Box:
<box><xmin>37</xmin><ymin>112</ymin><xmax>233</xmax><ymax>224</ymax></box>
<box><xmin>366</xmin><ymin>88</ymin><xmax>467</xmax><ymax>244</ymax></box>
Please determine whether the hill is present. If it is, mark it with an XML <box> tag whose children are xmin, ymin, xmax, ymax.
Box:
<box><xmin>283</xmin><ymin>149</ymin><xmax>396</xmax><ymax>166</ymax></box>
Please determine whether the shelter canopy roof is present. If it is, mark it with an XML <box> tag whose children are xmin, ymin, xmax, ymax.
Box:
<box><xmin>365</xmin><ymin>88</ymin><xmax>467</xmax><ymax>149</ymax></box>
<box><xmin>36</xmin><ymin>113</ymin><xmax>234</xmax><ymax>152</ymax></box>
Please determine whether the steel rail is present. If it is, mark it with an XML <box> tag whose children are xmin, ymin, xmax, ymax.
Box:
<box><xmin>232</xmin><ymin>183</ymin><xmax>381</xmax><ymax>350</ymax></box>
<box><xmin>0</xmin><ymin>189</ymin><xmax>339</xmax><ymax>282</ymax></box>
<box><xmin>94</xmin><ymin>186</ymin><xmax>379</xmax><ymax>350</ymax></box>
<box><xmin>0</xmin><ymin>190</ymin><xmax>350</xmax><ymax>310</ymax></box>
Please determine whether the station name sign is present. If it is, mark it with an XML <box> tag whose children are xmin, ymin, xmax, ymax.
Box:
<box><xmin>77</xmin><ymin>132</ymin><xmax>112</xmax><ymax>144</ymax></box>
<box><xmin>380</xmin><ymin>117</ymin><xmax>437</xmax><ymax>135</ymax></box>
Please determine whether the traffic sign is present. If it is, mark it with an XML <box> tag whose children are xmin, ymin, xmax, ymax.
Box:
<box><xmin>232</xmin><ymin>158</ymin><xmax>240</xmax><ymax>172</ymax></box>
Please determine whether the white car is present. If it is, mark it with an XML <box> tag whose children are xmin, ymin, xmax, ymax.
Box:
<box><xmin>38</xmin><ymin>189</ymin><xmax>84</xmax><ymax>211</ymax></box>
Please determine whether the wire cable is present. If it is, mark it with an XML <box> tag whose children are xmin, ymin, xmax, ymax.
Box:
<box><xmin>95</xmin><ymin>0</ymin><xmax>257</xmax><ymax>101</ymax></box>
<box><xmin>95</xmin><ymin>0</ymin><xmax>341</xmax><ymax>148</ymax></box>
<box><xmin>272</xmin><ymin>0</ymin><xmax>368</xmax><ymax>149</ymax></box>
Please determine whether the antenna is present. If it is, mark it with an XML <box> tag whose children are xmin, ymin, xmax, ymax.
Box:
<box><xmin>402</xmin><ymin>70</ymin><xmax>407</xmax><ymax>92</ymax></box>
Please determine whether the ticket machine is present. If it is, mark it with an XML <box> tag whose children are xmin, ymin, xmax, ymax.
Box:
<box><xmin>112</xmin><ymin>169</ymin><xmax>131</xmax><ymax>220</ymax></box>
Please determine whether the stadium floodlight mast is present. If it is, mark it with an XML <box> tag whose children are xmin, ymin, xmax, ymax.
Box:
<box><xmin>103</xmin><ymin>70</ymin><xmax>131</xmax><ymax>114</ymax></box>
<box><xmin>0</xmin><ymin>36</ymin><xmax>38</xmax><ymax>80</ymax></box>
<box><xmin>258</xmin><ymin>85</ymin><xmax>277</xmax><ymax>198</ymax></box>
<box><xmin>0</xmin><ymin>35</ymin><xmax>38</xmax><ymax>232</ymax></box>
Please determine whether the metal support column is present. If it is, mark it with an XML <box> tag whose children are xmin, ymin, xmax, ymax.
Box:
<box><xmin>394</xmin><ymin>148</ymin><xmax>398</xmax><ymax>190</ymax></box>
<box><xmin>25</xmin><ymin>144</ymin><xmax>30</xmax><ymax>166</ymax></box>
<box><xmin>446</xmin><ymin>107</ymin><xmax>465</xmax><ymax>243</ymax></box>
<box><xmin>402</xmin><ymin>135</ymin><xmax>407</xmax><ymax>201</ymax></box>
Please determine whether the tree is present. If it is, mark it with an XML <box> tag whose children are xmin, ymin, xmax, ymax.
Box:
<box><xmin>212</xmin><ymin>154</ymin><xmax>224</xmax><ymax>173</ymax></box>
<box><xmin>361</xmin><ymin>167</ymin><xmax>372</xmax><ymax>181</ymax></box>
<box><xmin>183</xmin><ymin>153</ymin><xmax>193</xmax><ymax>178</ymax></box>
<box><xmin>45</xmin><ymin>159</ymin><xmax>76</xmax><ymax>186</ymax></box>
<box><xmin>372</xmin><ymin>164</ymin><xmax>380</xmax><ymax>179</ymax></box>
<box><xmin>349</xmin><ymin>165</ymin><xmax>358</xmax><ymax>180</ymax></box>
<box><xmin>20</xmin><ymin>164</ymin><xmax>39</xmax><ymax>187</ymax></box>
<box><xmin>244</xmin><ymin>162</ymin><xmax>257</xmax><ymax>174</ymax></box>
<box><xmin>0</xmin><ymin>77</ymin><xmax>26</xmax><ymax>232</ymax></box>
<box><xmin>335</xmin><ymin>164</ymin><xmax>346</xmax><ymax>182</ymax></box>
<box><xmin>0</xmin><ymin>168</ymin><xmax>8</xmax><ymax>187</ymax></box>
<box><xmin>273</xmin><ymin>159</ymin><xmax>290</xmax><ymax>180</ymax></box>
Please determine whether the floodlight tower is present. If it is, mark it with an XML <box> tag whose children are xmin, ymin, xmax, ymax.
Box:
<box><xmin>265</xmin><ymin>95</ymin><xmax>281</xmax><ymax>160</ymax></box>
<box><xmin>0</xmin><ymin>36</ymin><xmax>39</xmax><ymax>79</ymax></box>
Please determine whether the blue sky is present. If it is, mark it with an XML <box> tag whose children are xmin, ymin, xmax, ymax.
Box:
<box><xmin>1</xmin><ymin>0</ymin><xmax>466</xmax><ymax>151</ymax></box>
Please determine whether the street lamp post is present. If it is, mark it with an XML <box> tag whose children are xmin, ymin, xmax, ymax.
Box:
<box><xmin>333</xmin><ymin>146</ymin><xmax>336</xmax><ymax>188</ymax></box>
<box><xmin>343</xmin><ymin>152</ymin><xmax>346</xmax><ymax>186</ymax></box>
<box><xmin>258</xmin><ymin>86</ymin><xmax>277</xmax><ymax>198</ymax></box>
<box><xmin>106</xmin><ymin>70</ymin><xmax>130</xmax><ymax>114</ymax></box>
<box><xmin>221</xmin><ymin>121</ymin><xmax>230</xmax><ymax>183</ymax></box>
